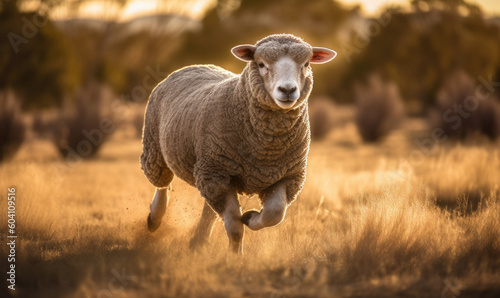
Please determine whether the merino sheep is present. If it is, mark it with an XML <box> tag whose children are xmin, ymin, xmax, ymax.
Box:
<box><xmin>141</xmin><ymin>34</ymin><xmax>336</xmax><ymax>253</ymax></box>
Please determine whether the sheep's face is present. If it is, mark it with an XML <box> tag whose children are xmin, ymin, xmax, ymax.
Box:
<box><xmin>256</xmin><ymin>55</ymin><xmax>305</xmax><ymax>109</ymax></box>
<box><xmin>232</xmin><ymin>36</ymin><xmax>336</xmax><ymax>110</ymax></box>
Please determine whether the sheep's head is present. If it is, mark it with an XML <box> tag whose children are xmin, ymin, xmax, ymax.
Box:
<box><xmin>232</xmin><ymin>34</ymin><xmax>336</xmax><ymax>110</ymax></box>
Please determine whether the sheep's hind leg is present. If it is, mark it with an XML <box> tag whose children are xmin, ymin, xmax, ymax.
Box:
<box><xmin>145</xmin><ymin>165</ymin><xmax>174</xmax><ymax>232</ymax></box>
<box><xmin>241</xmin><ymin>183</ymin><xmax>287</xmax><ymax>231</ymax></box>
<box><xmin>141</xmin><ymin>142</ymin><xmax>174</xmax><ymax>232</ymax></box>
<box><xmin>147</xmin><ymin>187</ymin><xmax>171</xmax><ymax>232</ymax></box>
<box><xmin>189</xmin><ymin>202</ymin><xmax>218</xmax><ymax>250</ymax></box>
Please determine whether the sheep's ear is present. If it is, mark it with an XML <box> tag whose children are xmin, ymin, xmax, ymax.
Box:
<box><xmin>310</xmin><ymin>47</ymin><xmax>337</xmax><ymax>64</ymax></box>
<box><xmin>231</xmin><ymin>45</ymin><xmax>256</xmax><ymax>62</ymax></box>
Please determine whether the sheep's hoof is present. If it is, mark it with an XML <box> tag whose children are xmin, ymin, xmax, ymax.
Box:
<box><xmin>147</xmin><ymin>213</ymin><xmax>162</xmax><ymax>232</ymax></box>
<box><xmin>241</xmin><ymin>210</ymin><xmax>260</xmax><ymax>226</ymax></box>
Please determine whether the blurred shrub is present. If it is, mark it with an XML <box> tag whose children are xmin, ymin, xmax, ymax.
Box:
<box><xmin>429</xmin><ymin>71</ymin><xmax>500</xmax><ymax>140</ymax></box>
<box><xmin>354</xmin><ymin>75</ymin><xmax>404</xmax><ymax>142</ymax></box>
<box><xmin>309</xmin><ymin>97</ymin><xmax>337</xmax><ymax>140</ymax></box>
<box><xmin>33</xmin><ymin>113</ymin><xmax>52</xmax><ymax>138</ymax></box>
<box><xmin>0</xmin><ymin>90</ymin><xmax>26</xmax><ymax>162</ymax></box>
<box><xmin>51</xmin><ymin>83</ymin><xmax>115</xmax><ymax>159</ymax></box>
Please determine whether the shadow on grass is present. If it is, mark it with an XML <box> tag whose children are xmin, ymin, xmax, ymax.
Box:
<box><xmin>5</xmin><ymin>226</ymin><xmax>170</xmax><ymax>298</ymax></box>
<box><xmin>433</xmin><ymin>190</ymin><xmax>498</xmax><ymax>216</ymax></box>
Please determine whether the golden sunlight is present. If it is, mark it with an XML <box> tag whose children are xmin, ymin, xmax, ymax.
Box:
<box><xmin>48</xmin><ymin>0</ymin><xmax>500</xmax><ymax>21</ymax></box>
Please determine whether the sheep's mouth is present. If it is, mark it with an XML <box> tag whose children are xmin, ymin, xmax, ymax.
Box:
<box><xmin>277</xmin><ymin>98</ymin><xmax>296</xmax><ymax>103</ymax></box>
<box><xmin>273</xmin><ymin>97</ymin><xmax>297</xmax><ymax>109</ymax></box>
<box><xmin>275</xmin><ymin>93</ymin><xmax>299</xmax><ymax>102</ymax></box>
<box><xmin>275</xmin><ymin>93</ymin><xmax>300</xmax><ymax>103</ymax></box>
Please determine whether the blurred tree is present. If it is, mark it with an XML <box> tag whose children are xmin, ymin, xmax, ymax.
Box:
<box><xmin>174</xmin><ymin>0</ymin><xmax>356</xmax><ymax>72</ymax></box>
<box><xmin>96</xmin><ymin>26</ymin><xmax>183</xmax><ymax>100</ymax></box>
<box><xmin>0</xmin><ymin>0</ymin><xmax>80</xmax><ymax>109</ymax></box>
<box><xmin>56</xmin><ymin>0</ymin><xmax>129</xmax><ymax>89</ymax></box>
<box><xmin>344</xmin><ymin>0</ymin><xmax>500</xmax><ymax>114</ymax></box>
<box><xmin>4</xmin><ymin>0</ymin><xmax>498</xmax><ymax>114</ymax></box>
<box><xmin>165</xmin><ymin>0</ymin><xmax>358</xmax><ymax>102</ymax></box>
<box><xmin>0</xmin><ymin>0</ymin><xmax>132</xmax><ymax>109</ymax></box>
<box><xmin>410</xmin><ymin>0</ymin><xmax>482</xmax><ymax>16</ymax></box>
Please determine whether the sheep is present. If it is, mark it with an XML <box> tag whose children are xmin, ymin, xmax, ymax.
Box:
<box><xmin>140</xmin><ymin>34</ymin><xmax>336</xmax><ymax>253</ymax></box>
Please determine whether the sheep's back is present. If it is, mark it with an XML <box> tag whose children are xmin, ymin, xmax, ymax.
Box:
<box><xmin>152</xmin><ymin>65</ymin><xmax>237</xmax><ymax>185</ymax></box>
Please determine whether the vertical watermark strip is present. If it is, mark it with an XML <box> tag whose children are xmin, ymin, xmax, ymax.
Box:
<box><xmin>7</xmin><ymin>187</ymin><xmax>17</xmax><ymax>291</ymax></box>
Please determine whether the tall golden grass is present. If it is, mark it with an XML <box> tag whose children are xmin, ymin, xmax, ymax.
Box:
<box><xmin>0</xmin><ymin>116</ymin><xmax>499</xmax><ymax>297</ymax></box>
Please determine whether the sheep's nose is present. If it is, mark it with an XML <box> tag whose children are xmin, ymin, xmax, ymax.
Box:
<box><xmin>278</xmin><ymin>85</ymin><xmax>297</xmax><ymax>97</ymax></box>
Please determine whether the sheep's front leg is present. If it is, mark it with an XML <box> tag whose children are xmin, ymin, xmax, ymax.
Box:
<box><xmin>221</xmin><ymin>192</ymin><xmax>244</xmax><ymax>253</ymax></box>
<box><xmin>241</xmin><ymin>182</ymin><xmax>287</xmax><ymax>231</ymax></box>
<box><xmin>147</xmin><ymin>187</ymin><xmax>169</xmax><ymax>232</ymax></box>
<box><xmin>196</xmin><ymin>171</ymin><xmax>244</xmax><ymax>254</ymax></box>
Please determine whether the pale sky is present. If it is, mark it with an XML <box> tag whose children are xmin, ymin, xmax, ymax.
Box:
<box><xmin>49</xmin><ymin>0</ymin><xmax>500</xmax><ymax>21</ymax></box>
<box><xmin>341</xmin><ymin>0</ymin><xmax>500</xmax><ymax>15</ymax></box>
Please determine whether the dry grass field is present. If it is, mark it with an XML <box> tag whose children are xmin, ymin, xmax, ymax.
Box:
<box><xmin>1</xmin><ymin>117</ymin><xmax>500</xmax><ymax>297</ymax></box>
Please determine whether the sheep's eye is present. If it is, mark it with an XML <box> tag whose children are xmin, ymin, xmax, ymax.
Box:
<box><xmin>304</xmin><ymin>62</ymin><xmax>310</xmax><ymax>67</ymax></box>
<box><xmin>258</xmin><ymin>62</ymin><xmax>265</xmax><ymax>68</ymax></box>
